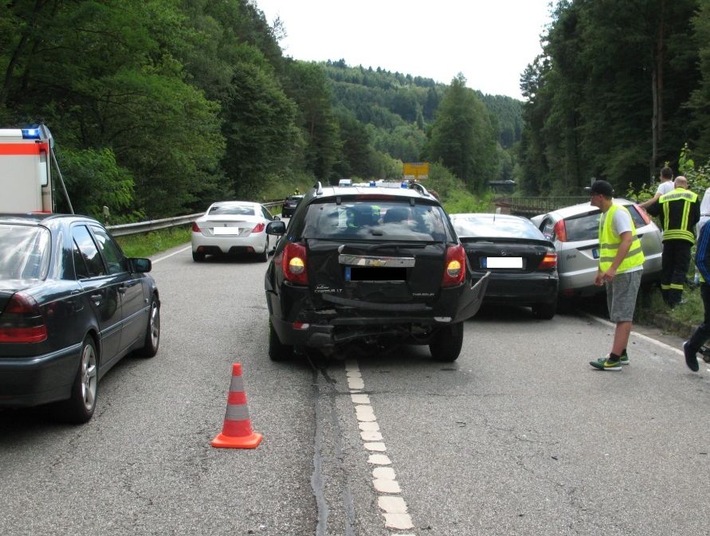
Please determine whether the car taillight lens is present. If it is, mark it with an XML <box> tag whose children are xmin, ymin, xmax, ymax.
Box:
<box><xmin>538</xmin><ymin>251</ymin><xmax>558</xmax><ymax>270</ymax></box>
<box><xmin>635</xmin><ymin>204</ymin><xmax>652</xmax><ymax>225</ymax></box>
<box><xmin>0</xmin><ymin>292</ymin><xmax>48</xmax><ymax>343</ymax></box>
<box><xmin>442</xmin><ymin>244</ymin><xmax>466</xmax><ymax>287</ymax></box>
<box><xmin>252</xmin><ymin>222</ymin><xmax>265</xmax><ymax>233</ymax></box>
<box><xmin>282</xmin><ymin>243</ymin><xmax>308</xmax><ymax>285</ymax></box>
<box><xmin>191</xmin><ymin>222</ymin><xmax>201</xmax><ymax>232</ymax></box>
<box><xmin>553</xmin><ymin>220</ymin><xmax>567</xmax><ymax>242</ymax></box>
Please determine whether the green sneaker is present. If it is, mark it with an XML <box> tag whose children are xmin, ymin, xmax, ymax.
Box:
<box><xmin>590</xmin><ymin>355</ymin><xmax>623</xmax><ymax>371</ymax></box>
<box><xmin>595</xmin><ymin>352</ymin><xmax>629</xmax><ymax>366</ymax></box>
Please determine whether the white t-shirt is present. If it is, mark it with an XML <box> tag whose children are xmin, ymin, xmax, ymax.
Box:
<box><xmin>656</xmin><ymin>181</ymin><xmax>674</xmax><ymax>196</ymax></box>
<box><xmin>699</xmin><ymin>187</ymin><xmax>710</xmax><ymax>233</ymax></box>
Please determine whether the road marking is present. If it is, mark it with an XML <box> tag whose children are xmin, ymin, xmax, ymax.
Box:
<box><xmin>345</xmin><ymin>360</ymin><xmax>416</xmax><ymax>535</ymax></box>
<box><xmin>586</xmin><ymin>313</ymin><xmax>684</xmax><ymax>355</ymax></box>
<box><xmin>152</xmin><ymin>245</ymin><xmax>191</xmax><ymax>263</ymax></box>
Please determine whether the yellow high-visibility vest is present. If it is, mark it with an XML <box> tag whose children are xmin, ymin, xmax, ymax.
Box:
<box><xmin>598</xmin><ymin>204</ymin><xmax>645</xmax><ymax>273</ymax></box>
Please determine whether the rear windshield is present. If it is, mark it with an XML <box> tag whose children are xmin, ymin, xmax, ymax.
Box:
<box><xmin>208</xmin><ymin>204</ymin><xmax>255</xmax><ymax>216</ymax></box>
<box><xmin>562</xmin><ymin>204</ymin><xmax>648</xmax><ymax>242</ymax></box>
<box><xmin>453</xmin><ymin>215</ymin><xmax>546</xmax><ymax>240</ymax></box>
<box><xmin>300</xmin><ymin>200</ymin><xmax>454</xmax><ymax>241</ymax></box>
<box><xmin>0</xmin><ymin>224</ymin><xmax>50</xmax><ymax>279</ymax></box>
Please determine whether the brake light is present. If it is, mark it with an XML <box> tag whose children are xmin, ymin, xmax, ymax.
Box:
<box><xmin>442</xmin><ymin>244</ymin><xmax>466</xmax><ymax>287</ymax></box>
<box><xmin>635</xmin><ymin>204</ymin><xmax>652</xmax><ymax>225</ymax></box>
<box><xmin>191</xmin><ymin>222</ymin><xmax>201</xmax><ymax>232</ymax></box>
<box><xmin>0</xmin><ymin>292</ymin><xmax>48</xmax><ymax>343</ymax></box>
<box><xmin>252</xmin><ymin>222</ymin><xmax>265</xmax><ymax>233</ymax></box>
<box><xmin>282</xmin><ymin>243</ymin><xmax>308</xmax><ymax>285</ymax></box>
<box><xmin>552</xmin><ymin>220</ymin><xmax>567</xmax><ymax>242</ymax></box>
<box><xmin>538</xmin><ymin>251</ymin><xmax>558</xmax><ymax>270</ymax></box>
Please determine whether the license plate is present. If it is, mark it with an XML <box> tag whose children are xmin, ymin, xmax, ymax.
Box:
<box><xmin>213</xmin><ymin>227</ymin><xmax>240</xmax><ymax>235</ymax></box>
<box><xmin>483</xmin><ymin>257</ymin><xmax>523</xmax><ymax>269</ymax></box>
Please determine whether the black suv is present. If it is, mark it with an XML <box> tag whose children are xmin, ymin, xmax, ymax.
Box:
<box><xmin>264</xmin><ymin>182</ymin><xmax>489</xmax><ymax>362</ymax></box>
<box><xmin>281</xmin><ymin>194</ymin><xmax>304</xmax><ymax>218</ymax></box>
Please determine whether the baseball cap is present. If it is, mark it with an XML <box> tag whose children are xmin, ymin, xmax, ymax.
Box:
<box><xmin>589</xmin><ymin>180</ymin><xmax>614</xmax><ymax>197</ymax></box>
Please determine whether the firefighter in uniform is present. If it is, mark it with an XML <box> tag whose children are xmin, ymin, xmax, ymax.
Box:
<box><xmin>646</xmin><ymin>176</ymin><xmax>700</xmax><ymax>307</ymax></box>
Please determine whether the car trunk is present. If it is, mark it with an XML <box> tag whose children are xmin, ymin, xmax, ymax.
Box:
<box><xmin>305</xmin><ymin>239</ymin><xmax>446</xmax><ymax>310</ymax></box>
<box><xmin>461</xmin><ymin>237</ymin><xmax>552</xmax><ymax>273</ymax></box>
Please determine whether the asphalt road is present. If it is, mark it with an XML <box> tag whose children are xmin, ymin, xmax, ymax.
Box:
<box><xmin>2</xmin><ymin>244</ymin><xmax>710</xmax><ymax>536</ymax></box>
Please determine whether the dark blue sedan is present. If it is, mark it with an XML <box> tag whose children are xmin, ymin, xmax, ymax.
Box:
<box><xmin>0</xmin><ymin>213</ymin><xmax>160</xmax><ymax>423</ymax></box>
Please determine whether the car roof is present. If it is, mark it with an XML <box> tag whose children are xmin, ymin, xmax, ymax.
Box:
<box><xmin>0</xmin><ymin>213</ymin><xmax>98</xmax><ymax>225</ymax></box>
<box><xmin>312</xmin><ymin>181</ymin><xmax>439</xmax><ymax>203</ymax></box>
<box><xmin>538</xmin><ymin>198</ymin><xmax>635</xmax><ymax>219</ymax></box>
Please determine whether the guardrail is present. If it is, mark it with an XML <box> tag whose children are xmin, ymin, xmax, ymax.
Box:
<box><xmin>106</xmin><ymin>201</ymin><xmax>283</xmax><ymax>237</ymax></box>
<box><xmin>495</xmin><ymin>196</ymin><xmax>589</xmax><ymax>216</ymax></box>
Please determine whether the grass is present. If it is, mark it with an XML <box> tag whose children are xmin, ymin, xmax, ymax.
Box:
<box><xmin>116</xmin><ymin>227</ymin><xmax>191</xmax><ymax>258</ymax></box>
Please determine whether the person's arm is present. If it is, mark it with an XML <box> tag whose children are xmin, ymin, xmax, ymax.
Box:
<box><xmin>639</xmin><ymin>192</ymin><xmax>661</xmax><ymax>209</ymax></box>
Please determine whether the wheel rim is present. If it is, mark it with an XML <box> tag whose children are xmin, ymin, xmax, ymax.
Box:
<box><xmin>149</xmin><ymin>302</ymin><xmax>160</xmax><ymax>348</ymax></box>
<box><xmin>80</xmin><ymin>342</ymin><xmax>98</xmax><ymax>411</ymax></box>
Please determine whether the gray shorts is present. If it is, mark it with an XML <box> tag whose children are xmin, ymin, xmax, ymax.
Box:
<box><xmin>606</xmin><ymin>270</ymin><xmax>642</xmax><ymax>322</ymax></box>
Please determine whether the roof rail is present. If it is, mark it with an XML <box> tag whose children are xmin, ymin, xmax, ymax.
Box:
<box><xmin>407</xmin><ymin>181</ymin><xmax>430</xmax><ymax>196</ymax></box>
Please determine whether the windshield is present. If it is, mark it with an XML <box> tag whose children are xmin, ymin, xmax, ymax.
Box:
<box><xmin>0</xmin><ymin>224</ymin><xmax>51</xmax><ymax>279</ymax></box>
<box><xmin>300</xmin><ymin>200</ymin><xmax>453</xmax><ymax>241</ymax></box>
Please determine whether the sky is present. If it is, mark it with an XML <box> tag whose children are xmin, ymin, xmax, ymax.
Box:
<box><xmin>252</xmin><ymin>0</ymin><xmax>555</xmax><ymax>100</ymax></box>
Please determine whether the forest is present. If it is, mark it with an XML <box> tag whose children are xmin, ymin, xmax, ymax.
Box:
<box><xmin>2</xmin><ymin>0</ymin><xmax>708</xmax><ymax>221</ymax></box>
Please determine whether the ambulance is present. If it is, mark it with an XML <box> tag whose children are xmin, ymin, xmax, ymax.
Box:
<box><xmin>0</xmin><ymin>124</ymin><xmax>71</xmax><ymax>213</ymax></box>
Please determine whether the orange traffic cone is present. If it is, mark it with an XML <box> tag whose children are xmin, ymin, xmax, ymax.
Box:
<box><xmin>211</xmin><ymin>363</ymin><xmax>263</xmax><ymax>449</ymax></box>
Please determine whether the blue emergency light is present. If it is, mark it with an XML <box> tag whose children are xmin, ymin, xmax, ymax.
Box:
<box><xmin>21</xmin><ymin>128</ymin><xmax>42</xmax><ymax>140</ymax></box>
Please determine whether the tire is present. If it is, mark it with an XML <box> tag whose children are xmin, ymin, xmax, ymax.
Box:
<box><xmin>135</xmin><ymin>295</ymin><xmax>160</xmax><ymax>357</ymax></box>
<box><xmin>532</xmin><ymin>300</ymin><xmax>557</xmax><ymax>320</ymax></box>
<box><xmin>269</xmin><ymin>319</ymin><xmax>293</xmax><ymax>361</ymax></box>
<box><xmin>56</xmin><ymin>337</ymin><xmax>99</xmax><ymax>424</ymax></box>
<box><xmin>192</xmin><ymin>251</ymin><xmax>205</xmax><ymax>262</ymax></box>
<box><xmin>257</xmin><ymin>237</ymin><xmax>269</xmax><ymax>262</ymax></box>
<box><xmin>429</xmin><ymin>322</ymin><xmax>464</xmax><ymax>362</ymax></box>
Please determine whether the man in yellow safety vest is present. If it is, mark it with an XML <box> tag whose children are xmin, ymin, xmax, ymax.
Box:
<box><xmin>588</xmin><ymin>180</ymin><xmax>645</xmax><ymax>371</ymax></box>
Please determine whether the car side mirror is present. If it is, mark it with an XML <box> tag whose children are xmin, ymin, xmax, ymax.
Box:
<box><xmin>267</xmin><ymin>220</ymin><xmax>287</xmax><ymax>236</ymax></box>
<box><xmin>130</xmin><ymin>258</ymin><xmax>152</xmax><ymax>273</ymax></box>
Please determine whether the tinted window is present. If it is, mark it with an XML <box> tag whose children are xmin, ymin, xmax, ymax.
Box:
<box><xmin>301</xmin><ymin>201</ymin><xmax>452</xmax><ymax>241</ymax></box>
<box><xmin>0</xmin><ymin>224</ymin><xmax>50</xmax><ymax>280</ymax></box>
<box><xmin>90</xmin><ymin>225</ymin><xmax>126</xmax><ymax>275</ymax></box>
<box><xmin>73</xmin><ymin>225</ymin><xmax>106</xmax><ymax>277</ymax></box>
<box><xmin>564</xmin><ymin>213</ymin><xmax>600</xmax><ymax>241</ymax></box>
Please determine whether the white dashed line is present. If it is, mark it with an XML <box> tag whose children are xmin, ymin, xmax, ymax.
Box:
<box><xmin>345</xmin><ymin>359</ymin><xmax>416</xmax><ymax>535</ymax></box>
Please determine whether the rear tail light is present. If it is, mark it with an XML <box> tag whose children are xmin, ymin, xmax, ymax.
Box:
<box><xmin>538</xmin><ymin>251</ymin><xmax>558</xmax><ymax>270</ymax></box>
<box><xmin>282</xmin><ymin>243</ymin><xmax>308</xmax><ymax>285</ymax></box>
<box><xmin>635</xmin><ymin>204</ymin><xmax>652</xmax><ymax>225</ymax></box>
<box><xmin>0</xmin><ymin>292</ymin><xmax>48</xmax><ymax>343</ymax></box>
<box><xmin>252</xmin><ymin>222</ymin><xmax>265</xmax><ymax>233</ymax></box>
<box><xmin>191</xmin><ymin>222</ymin><xmax>201</xmax><ymax>232</ymax></box>
<box><xmin>552</xmin><ymin>220</ymin><xmax>567</xmax><ymax>242</ymax></box>
<box><xmin>442</xmin><ymin>244</ymin><xmax>467</xmax><ymax>287</ymax></box>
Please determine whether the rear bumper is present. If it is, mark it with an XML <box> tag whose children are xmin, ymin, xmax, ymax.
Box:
<box><xmin>0</xmin><ymin>344</ymin><xmax>81</xmax><ymax>408</ymax></box>
<box><xmin>267</xmin><ymin>273</ymin><xmax>489</xmax><ymax>349</ymax></box>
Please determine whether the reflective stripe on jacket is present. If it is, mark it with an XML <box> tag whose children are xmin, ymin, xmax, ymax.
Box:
<box><xmin>598</xmin><ymin>204</ymin><xmax>645</xmax><ymax>273</ymax></box>
<box><xmin>659</xmin><ymin>188</ymin><xmax>699</xmax><ymax>243</ymax></box>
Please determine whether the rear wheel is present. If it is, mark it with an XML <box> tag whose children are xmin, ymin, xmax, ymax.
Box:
<box><xmin>56</xmin><ymin>337</ymin><xmax>98</xmax><ymax>424</ymax></box>
<box><xmin>429</xmin><ymin>322</ymin><xmax>464</xmax><ymax>362</ymax></box>
<box><xmin>269</xmin><ymin>319</ymin><xmax>293</xmax><ymax>361</ymax></box>
<box><xmin>192</xmin><ymin>251</ymin><xmax>205</xmax><ymax>262</ymax></box>
<box><xmin>532</xmin><ymin>300</ymin><xmax>557</xmax><ymax>320</ymax></box>
<box><xmin>257</xmin><ymin>237</ymin><xmax>269</xmax><ymax>262</ymax></box>
<box><xmin>135</xmin><ymin>295</ymin><xmax>160</xmax><ymax>357</ymax></box>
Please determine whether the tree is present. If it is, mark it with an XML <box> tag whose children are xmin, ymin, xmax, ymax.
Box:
<box><xmin>425</xmin><ymin>75</ymin><xmax>498</xmax><ymax>193</ymax></box>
